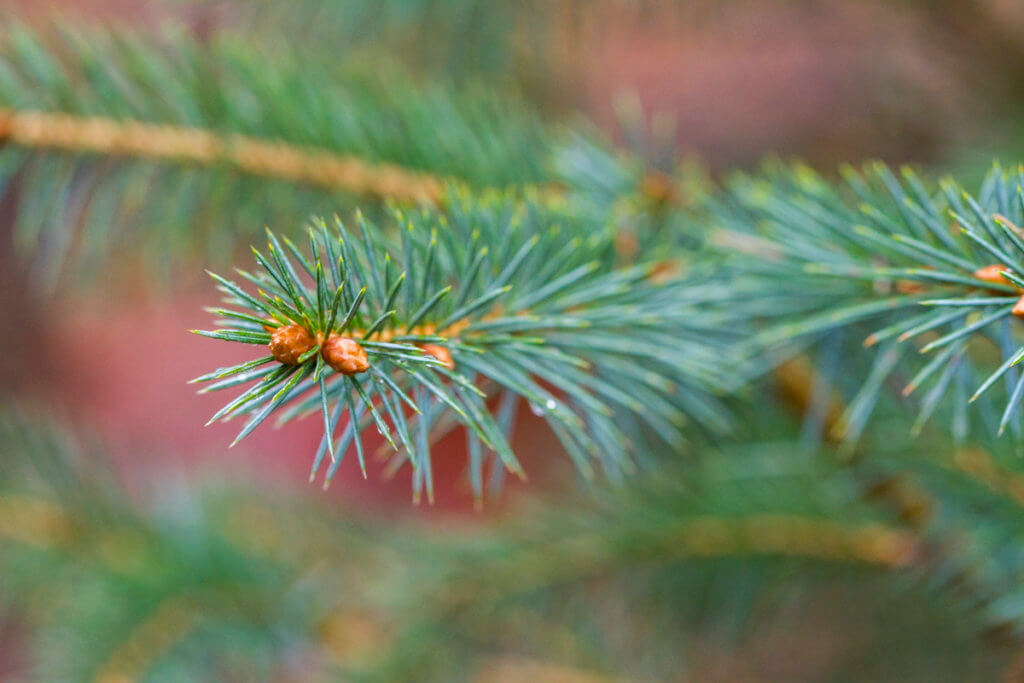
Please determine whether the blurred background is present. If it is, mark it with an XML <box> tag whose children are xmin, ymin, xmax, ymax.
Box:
<box><xmin>3</xmin><ymin>0</ymin><xmax>1024</xmax><ymax>680</ymax></box>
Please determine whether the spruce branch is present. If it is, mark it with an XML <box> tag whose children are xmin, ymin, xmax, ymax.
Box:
<box><xmin>192</xmin><ymin>194</ymin><xmax>729</xmax><ymax>499</ymax></box>
<box><xmin>0</xmin><ymin>25</ymin><xmax>563</xmax><ymax>285</ymax></box>
<box><xmin>861</xmin><ymin>432</ymin><xmax>1024</xmax><ymax>638</ymax></box>
<box><xmin>0</xmin><ymin>27</ymin><xmax>704</xmax><ymax>292</ymax></box>
<box><xmin>714</xmin><ymin>161</ymin><xmax>1024</xmax><ymax>442</ymax></box>
<box><xmin>366</xmin><ymin>445</ymin><xmax>929</xmax><ymax>680</ymax></box>
<box><xmin>0</xmin><ymin>107</ymin><xmax>447</xmax><ymax>203</ymax></box>
<box><xmin>0</xmin><ymin>410</ymin><xmax>387</xmax><ymax>680</ymax></box>
<box><xmin>0</xmin><ymin>414</ymin><xmax>923</xmax><ymax>679</ymax></box>
<box><xmin>3</xmin><ymin>410</ymin><xmax>1017</xmax><ymax>679</ymax></box>
<box><xmin>0</xmin><ymin>26</ymin><xmax>555</xmax><ymax>186</ymax></box>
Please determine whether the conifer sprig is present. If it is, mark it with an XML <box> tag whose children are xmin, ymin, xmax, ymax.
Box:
<box><xmin>192</xmin><ymin>193</ymin><xmax>729</xmax><ymax>499</ymax></box>
<box><xmin>714</xmin><ymin>162</ymin><xmax>1024</xmax><ymax>441</ymax></box>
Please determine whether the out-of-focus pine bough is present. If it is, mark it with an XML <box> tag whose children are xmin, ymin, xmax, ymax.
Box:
<box><xmin>4</xmin><ymin>412</ymin><xmax>1015</xmax><ymax>680</ymax></box>
<box><xmin>0</xmin><ymin>22</ymin><xmax>700</xmax><ymax>293</ymax></box>
<box><xmin>191</xmin><ymin>189</ymin><xmax>733</xmax><ymax>501</ymax></box>
<box><xmin>0</xmin><ymin>24</ymin><xmax>563</xmax><ymax>288</ymax></box>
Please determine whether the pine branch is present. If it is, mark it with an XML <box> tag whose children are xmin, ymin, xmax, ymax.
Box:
<box><xmin>862</xmin><ymin>432</ymin><xmax>1024</xmax><ymax>639</ymax></box>
<box><xmin>0</xmin><ymin>26</ymin><xmax>555</xmax><ymax>185</ymax></box>
<box><xmin>712</xmin><ymin>161</ymin><xmax>1024</xmax><ymax>442</ymax></box>
<box><xmin>191</xmin><ymin>193</ymin><xmax>732</xmax><ymax>499</ymax></box>
<box><xmin>365</xmin><ymin>445</ymin><xmax>930</xmax><ymax>679</ymax></box>
<box><xmin>0</xmin><ymin>411</ymin><xmax>1013</xmax><ymax>679</ymax></box>
<box><xmin>0</xmin><ymin>410</ymin><xmax>384</xmax><ymax>680</ymax></box>
<box><xmin>0</xmin><ymin>25</ymin><xmax>562</xmax><ymax>286</ymax></box>
<box><xmin>0</xmin><ymin>108</ymin><xmax>447</xmax><ymax>203</ymax></box>
<box><xmin>552</xmin><ymin>131</ymin><xmax>713</xmax><ymax>271</ymax></box>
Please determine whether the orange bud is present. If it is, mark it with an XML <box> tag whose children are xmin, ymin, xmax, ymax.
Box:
<box><xmin>641</xmin><ymin>170</ymin><xmax>678</xmax><ymax>205</ymax></box>
<box><xmin>895</xmin><ymin>280</ymin><xmax>926</xmax><ymax>294</ymax></box>
<box><xmin>973</xmin><ymin>264</ymin><xmax>1013</xmax><ymax>287</ymax></box>
<box><xmin>269</xmin><ymin>324</ymin><xmax>316</xmax><ymax>365</ymax></box>
<box><xmin>1014</xmin><ymin>296</ymin><xmax>1024</xmax><ymax>319</ymax></box>
<box><xmin>322</xmin><ymin>335</ymin><xmax>369</xmax><ymax>375</ymax></box>
<box><xmin>420</xmin><ymin>343</ymin><xmax>455</xmax><ymax>370</ymax></box>
<box><xmin>650</xmin><ymin>259</ymin><xmax>684</xmax><ymax>283</ymax></box>
<box><xmin>614</xmin><ymin>229</ymin><xmax>639</xmax><ymax>260</ymax></box>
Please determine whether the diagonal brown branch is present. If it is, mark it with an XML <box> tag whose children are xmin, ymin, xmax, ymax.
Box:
<box><xmin>0</xmin><ymin>108</ymin><xmax>448</xmax><ymax>204</ymax></box>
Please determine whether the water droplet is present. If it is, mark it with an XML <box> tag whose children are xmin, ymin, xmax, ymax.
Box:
<box><xmin>529</xmin><ymin>399</ymin><xmax>558</xmax><ymax>416</ymax></box>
